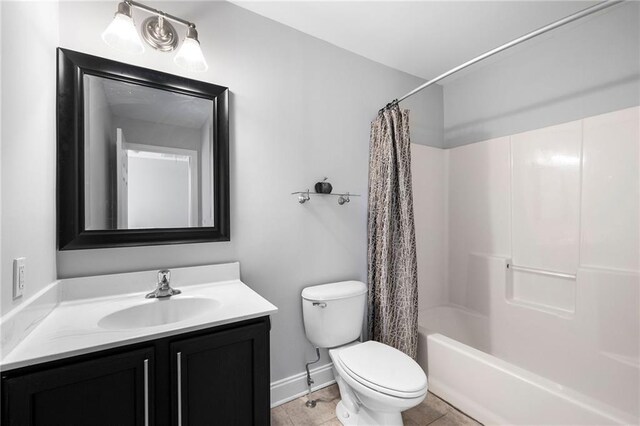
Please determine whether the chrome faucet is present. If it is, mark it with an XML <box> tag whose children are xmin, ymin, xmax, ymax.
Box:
<box><xmin>146</xmin><ymin>270</ymin><xmax>181</xmax><ymax>299</ymax></box>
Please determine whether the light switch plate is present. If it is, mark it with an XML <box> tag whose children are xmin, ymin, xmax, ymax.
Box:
<box><xmin>13</xmin><ymin>257</ymin><xmax>26</xmax><ymax>299</ymax></box>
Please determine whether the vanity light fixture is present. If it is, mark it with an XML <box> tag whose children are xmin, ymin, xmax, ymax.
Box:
<box><xmin>173</xmin><ymin>26</ymin><xmax>208</xmax><ymax>72</ymax></box>
<box><xmin>101</xmin><ymin>2</ymin><xmax>145</xmax><ymax>54</ymax></box>
<box><xmin>102</xmin><ymin>1</ymin><xmax>208</xmax><ymax>72</ymax></box>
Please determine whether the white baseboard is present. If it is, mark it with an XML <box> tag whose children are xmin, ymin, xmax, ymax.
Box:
<box><xmin>270</xmin><ymin>362</ymin><xmax>336</xmax><ymax>408</ymax></box>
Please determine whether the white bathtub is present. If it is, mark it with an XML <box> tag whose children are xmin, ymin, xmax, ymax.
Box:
<box><xmin>417</xmin><ymin>305</ymin><xmax>637</xmax><ymax>425</ymax></box>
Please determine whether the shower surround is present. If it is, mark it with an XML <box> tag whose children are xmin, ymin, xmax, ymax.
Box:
<box><xmin>411</xmin><ymin>106</ymin><xmax>639</xmax><ymax>424</ymax></box>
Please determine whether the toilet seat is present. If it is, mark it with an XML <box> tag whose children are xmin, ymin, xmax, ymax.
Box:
<box><xmin>333</xmin><ymin>341</ymin><xmax>427</xmax><ymax>399</ymax></box>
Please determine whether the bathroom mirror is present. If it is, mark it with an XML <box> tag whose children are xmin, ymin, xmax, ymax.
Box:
<box><xmin>57</xmin><ymin>48</ymin><xmax>229</xmax><ymax>250</ymax></box>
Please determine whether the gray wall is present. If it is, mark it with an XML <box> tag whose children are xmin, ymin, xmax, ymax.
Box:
<box><xmin>53</xmin><ymin>1</ymin><xmax>434</xmax><ymax>382</ymax></box>
<box><xmin>403</xmin><ymin>84</ymin><xmax>444</xmax><ymax>148</ymax></box>
<box><xmin>1</xmin><ymin>2</ymin><xmax>59</xmax><ymax>315</ymax></box>
<box><xmin>443</xmin><ymin>1</ymin><xmax>640</xmax><ymax>148</ymax></box>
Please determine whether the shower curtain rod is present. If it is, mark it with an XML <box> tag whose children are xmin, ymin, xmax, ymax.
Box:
<box><xmin>384</xmin><ymin>0</ymin><xmax>624</xmax><ymax>109</ymax></box>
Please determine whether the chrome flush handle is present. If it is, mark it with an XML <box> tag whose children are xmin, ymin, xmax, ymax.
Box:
<box><xmin>312</xmin><ymin>302</ymin><xmax>327</xmax><ymax>308</ymax></box>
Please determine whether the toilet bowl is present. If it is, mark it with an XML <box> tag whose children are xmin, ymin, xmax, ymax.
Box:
<box><xmin>301</xmin><ymin>281</ymin><xmax>427</xmax><ymax>426</ymax></box>
<box><xmin>329</xmin><ymin>341</ymin><xmax>427</xmax><ymax>425</ymax></box>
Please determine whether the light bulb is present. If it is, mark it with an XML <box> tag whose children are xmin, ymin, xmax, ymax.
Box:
<box><xmin>174</xmin><ymin>26</ymin><xmax>208</xmax><ymax>72</ymax></box>
<box><xmin>102</xmin><ymin>3</ymin><xmax>144</xmax><ymax>55</ymax></box>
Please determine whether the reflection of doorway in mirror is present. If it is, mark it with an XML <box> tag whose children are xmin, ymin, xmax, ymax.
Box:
<box><xmin>117</xmin><ymin>129</ymin><xmax>199</xmax><ymax>229</ymax></box>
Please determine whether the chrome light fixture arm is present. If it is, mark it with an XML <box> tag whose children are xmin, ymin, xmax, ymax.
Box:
<box><xmin>126</xmin><ymin>1</ymin><xmax>195</xmax><ymax>53</ymax></box>
<box><xmin>126</xmin><ymin>0</ymin><xmax>194</xmax><ymax>29</ymax></box>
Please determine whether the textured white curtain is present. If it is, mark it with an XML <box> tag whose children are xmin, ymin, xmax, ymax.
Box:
<box><xmin>367</xmin><ymin>104</ymin><xmax>419</xmax><ymax>359</ymax></box>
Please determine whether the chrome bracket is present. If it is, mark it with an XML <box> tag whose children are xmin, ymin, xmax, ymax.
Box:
<box><xmin>298</xmin><ymin>189</ymin><xmax>311</xmax><ymax>204</ymax></box>
<box><xmin>337</xmin><ymin>192</ymin><xmax>351</xmax><ymax>205</ymax></box>
<box><xmin>141</xmin><ymin>15</ymin><xmax>179</xmax><ymax>52</ymax></box>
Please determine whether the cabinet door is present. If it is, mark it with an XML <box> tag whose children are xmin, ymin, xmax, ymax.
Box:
<box><xmin>170</xmin><ymin>319</ymin><xmax>270</xmax><ymax>426</ymax></box>
<box><xmin>2</xmin><ymin>347</ymin><xmax>154</xmax><ymax>426</ymax></box>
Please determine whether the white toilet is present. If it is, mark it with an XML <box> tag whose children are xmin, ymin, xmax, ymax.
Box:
<box><xmin>302</xmin><ymin>281</ymin><xmax>427</xmax><ymax>426</ymax></box>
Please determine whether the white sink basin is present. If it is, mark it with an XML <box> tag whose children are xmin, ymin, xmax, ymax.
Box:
<box><xmin>98</xmin><ymin>297</ymin><xmax>219</xmax><ymax>330</ymax></box>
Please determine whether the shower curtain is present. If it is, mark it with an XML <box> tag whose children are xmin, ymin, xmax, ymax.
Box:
<box><xmin>367</xmin><ymin>104</ymin><xmax>419</xmax><ymax>359</ymax></box>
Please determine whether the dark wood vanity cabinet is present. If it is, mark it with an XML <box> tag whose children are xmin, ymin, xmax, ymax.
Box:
<box><xmin>1</xmin><ymin>317</ymin><xmax>270</xmax><ymax>426</ymax></box>
<box><xmin>171</xmin><ymin>321</ymin><xmax>270</xmax><ymax>426</ymax></box>
<box><xmin>2</xmin><ymin>347</ymin><xmax>154</xmax><ymax>426</ymax></box>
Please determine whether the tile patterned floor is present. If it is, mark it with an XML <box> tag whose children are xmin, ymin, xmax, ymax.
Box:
<box><xmin>271</xmin><ymin>384</ymin><xmax>482</xmax><ymax>426</ymax></box>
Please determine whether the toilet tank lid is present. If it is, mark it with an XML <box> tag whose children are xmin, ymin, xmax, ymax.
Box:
<box><xmin>302</xmin><ymin>281</ymin><xmax>367</xmax><ymax>301</ymax></box>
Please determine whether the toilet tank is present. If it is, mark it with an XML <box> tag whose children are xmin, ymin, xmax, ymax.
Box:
<box><xmin>301</xmin><ymin>281</ymin><xmax>367</xmax><ymax>348</ymax></box>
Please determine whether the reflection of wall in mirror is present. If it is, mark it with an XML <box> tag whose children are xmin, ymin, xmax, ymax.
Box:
<box><xmin>116</xmin><ymin>129</ymin><xmax>128</xmax><ymax>229</ymax></box>
<box><xmin>84</xmin><ymin>76</ymin><xmax>115</xmax><ymax>230</ymax></box>
<box><xmin>200</xmin><ymin>120</ymin><xmax>214</xmax><ymax>226</ymax></box>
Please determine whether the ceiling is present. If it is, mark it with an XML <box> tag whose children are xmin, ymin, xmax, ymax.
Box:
<box><xmin>97</xmin><ymin>76</ymin><xmax>212</xmax><ymax>129</ymax></box>
<box><xmin>230</xmin><ymin>1</ymin><xmax>597</xmax><ymax>82</ymax></box>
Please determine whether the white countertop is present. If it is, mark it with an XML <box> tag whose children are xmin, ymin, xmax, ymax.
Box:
<box><xmin>1</xmin><ymin>265</ymin><xmax>277</xmax><ymax>372</ymax></box>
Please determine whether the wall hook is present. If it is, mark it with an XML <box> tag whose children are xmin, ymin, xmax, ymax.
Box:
<box><xmin>298</xmin><ymin>189</ymin><xmax>311</xmax><ymax>204</ymax></box>
<box><xmin>338</xmin><ymin>192</ymin><xmax>350</xmax><ymax>205</ymax></box>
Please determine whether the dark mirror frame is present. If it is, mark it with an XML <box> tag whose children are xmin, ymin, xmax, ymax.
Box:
<box><xmin>57</xmin><ymin>48</ymin><xmax>230</xmax><ymax>250</ymax></box>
